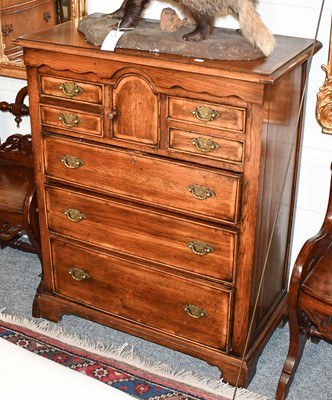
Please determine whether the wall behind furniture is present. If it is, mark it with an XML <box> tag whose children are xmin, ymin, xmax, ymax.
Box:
<box><xmin>1</xmin><ymin>0</ymin><xmax>331</xmax><ymax>267</ymax></box>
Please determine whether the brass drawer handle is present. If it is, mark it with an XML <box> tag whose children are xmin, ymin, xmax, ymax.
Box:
<box><xmin>68</xmin><ymin>267</ymin><xmax>90</xmax><ymax>282</ymax></box>
<box><xmin>192</xmin><ymin>106</ymin><xmax>221</xmax><ymax>123</ymax></box>
<box><xmin>64</xmin><ymin>208</ymin><xmax>86</xmax><ymax>223</ymax></box>
<box><xmin>59</xmin><ymin>82</ymin><xmax>84</xmax><ymax>97</ymax></box>
<box><xmin>2</xmin><ymin>24</ymin><xmax>13</xmax><ymax>37</ymax></box>
<box><xmin>191</xmin><ymin>137</ymin><xmax>220</xmax><ymax>153</ymax></box>
<box><xmin>43</xmin><ymin>11</ymin><xmax>51</xmax><ymax>22</ymax></box>
<box><xmin>184</xmin><ymin>304</ymin><xmax>208</xmax><ymax>319</ymax></box>
<box><xmin>61</xmin><ymin>154</ymin><xmax>84</xmax><ymax>169</ymax></box>
<box><xmin>187</xmin><ymin>184</ymin><xmax>215</xmax><ymax>200</ymax></box>
<box><xmin>59</xmin><ymin>112</ymin><xmax>81</xmax><ymax>128</ymax></box>
<box><xmin>188</xmin><ymin>241</ymin><xmax>215</xmax><ymax>256</ymax></box>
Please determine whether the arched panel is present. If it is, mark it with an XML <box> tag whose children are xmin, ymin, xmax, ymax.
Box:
<box><xmin>111</xmin><ymin>74</ymin><xmax>159</xmax><ymax>146</ymax></box>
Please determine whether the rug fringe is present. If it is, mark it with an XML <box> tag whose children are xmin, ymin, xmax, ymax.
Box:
<box><xmin>0</xmin><ymin>309</ymin><xmax>270</xmax><ymax>400</ymax></box>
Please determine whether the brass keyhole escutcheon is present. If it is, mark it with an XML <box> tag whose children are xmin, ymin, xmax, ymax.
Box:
<box><xmin>188</xmin><ymin>241</ymin><xmax>214</xmax><ymax>256</ymax></box>
<box><xmin>187</xmin><ymin>184</ymin><xmax>215</xmax><ymax>200</ymax></box>
<box><xmin>59</xmin><ymin>82</ymin><xmax>84</xmax><ymax>97</ymax></box>
<box><xmin>183</xmin><ymin>304</ymin><xmax>208</xmax><ymax>319</ymax></box>
<box><xmin>191</xmin><ymin>137</ymin><xmax>220</xmax><ymax>153</ymax></box>
<box><xmin>64</xmin><ymin>208</ymin><xmax>86</xmax><ymax>223</ymax></box>
<box><xmin>61</xmin><ymin>154</ymin><xmax>84</xmax><ymax>169</ymax></box>
<box><xmin>59</xmin><ymin>112</ymin><xmax>81</xmax><ymax>128</ymax></box>
<box><xmin>192</xmin><ymin>106</ymin><xmax>221</xmax><ymax>123</ymax></box>
<box><xmin>69</xmin><ymin>267</ymin><xmax>90</xmax><ymax>282</ymax></box>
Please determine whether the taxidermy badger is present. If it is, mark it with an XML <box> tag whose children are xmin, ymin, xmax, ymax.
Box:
<box><xmin>108</xmin><ymin>0</ymin><xmax>275</xmax><ymax>57</ymax></box>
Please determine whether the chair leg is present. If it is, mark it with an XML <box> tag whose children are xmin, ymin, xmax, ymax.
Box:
<box><xmin>23</xmin><ymin>189</ymin><xmax>41</xmax><ymax>260</ymax></box>
<box><xmin>276</xmin><ymin>310</ymin><xmax>308</xmax><ymax>399</ymax></box>
<box><xmin>0</xmin><ymin>183</ymin><xmax>40</xmax><ymax>258</ymax></box>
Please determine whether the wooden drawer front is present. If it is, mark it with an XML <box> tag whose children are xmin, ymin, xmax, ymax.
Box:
<box><xmin>45</xmin><ymin>186</ymin><xmax>237</xmax><ymax>283</ymax></box>
<box><xmin>168</xmin><ymin>97</ymin><xmax>246</xmax><ymax>133</ymax></box>
<box><xmin>52</xmin><ymin>239</ymin><xmax>232</xmax><ymax>350</ymax></box>
<box><xmin>43</xmin><ymin>136</ymin><xmax>241</xmax><ymax>224</ymax></box>
<box><xmin>169</xmin><ymin>129</ymin><xmax>244</xmax><ymax>165</ymax></box>
<box><xmin>40</xmin><ymin>106</ymin><xmax>103</xmax><ymax>137</ymax></box>
<box><xmin>40</xmin><ymin>75</ymin><xmax>103</xmax><ymax>104</ymax></box>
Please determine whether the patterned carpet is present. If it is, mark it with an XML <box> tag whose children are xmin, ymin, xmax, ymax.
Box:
<box><xmin>0</xmin><ymin>312</ymin><xmax>267</xmax><ymax>400</ymax></box>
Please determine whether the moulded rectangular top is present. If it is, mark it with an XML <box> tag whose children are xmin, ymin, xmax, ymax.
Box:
<box><xmin>16</xmin><ymin>17</ymin><xmax>322</xmax><ymax>84</ymax></box>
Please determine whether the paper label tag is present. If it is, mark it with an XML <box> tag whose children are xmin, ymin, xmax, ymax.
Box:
<box><xmin>101</xmin><ymin>30</ymin><xmax>125</xmax><ymax>51</ymax></box>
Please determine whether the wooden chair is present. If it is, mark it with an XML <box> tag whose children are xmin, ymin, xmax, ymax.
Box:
<box><xmin>0</xmin><ymin>86</ymin><xmax>40</xmax><ymax>256</ymax></box>
<box><xmin>276</xmin><ymin>163</ymin><xmax>332</xmax><ymax>399</ymax></box>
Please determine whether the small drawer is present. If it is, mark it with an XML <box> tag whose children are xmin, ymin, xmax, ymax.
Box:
<box><xmin>169</xmin><ymin>128</ymin><xmax>245</xmax><ymax>165</ymax></box>
<box><xmin>41</xmin><ymin>75</ymin><xmax>103</xmax><ymax>104</ymax></box>
<box><xmin>40</xmin><ymin>105</ymin><xmax>103</xmax><ymax>138</ymax></box>
<box><xmin>52</xmin><ymin>239</ymin><xmax>232</xmax><ymax>350</ymax></box>
<box><xmin>45</xmin><ymin>186</ymin><xmax>238</xmax><ymax>283</ymax></box>
<box><xmin>168</xmin><ymin>97</ymin><xmax>246</xmax><ymax>133</ymax></box>
<box><xmin>43</xmin><ymin>136</ymin><xmax>242</xmax><ymax>225</ymax></box>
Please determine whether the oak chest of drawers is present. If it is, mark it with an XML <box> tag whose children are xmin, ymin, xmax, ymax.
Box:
<box><xmin>18</xmin><ymin>21</ymin><xmax>320</xmax><ymax>386</ymax></box>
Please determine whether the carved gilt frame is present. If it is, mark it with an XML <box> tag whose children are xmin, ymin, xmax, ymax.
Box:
<box><xmin>0</xmin><ymin>0</ymin><xmax>88</xmax><ymax>79</ymax></box>
<box><xmin>316</xmin><ymin>16</ymin><xmax>332</xmax><ymax>135</ymax></box>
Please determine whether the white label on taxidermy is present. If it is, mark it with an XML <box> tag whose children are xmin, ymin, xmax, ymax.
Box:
<box><xmin>101</xmin><ymin>30</ymin><xmax>125</xmax><ymax>51</ymax></box>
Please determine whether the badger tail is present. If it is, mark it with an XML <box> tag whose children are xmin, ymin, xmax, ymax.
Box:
<box><xmin>238</xmin><ymin>1</ymin><xmax>275</xmax><ymax>57</ymax></box>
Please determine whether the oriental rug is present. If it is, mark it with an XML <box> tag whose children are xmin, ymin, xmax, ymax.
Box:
<box><xmin>0</xmin><ymin>311</ymin><xmax>268</xmax><ymax>400</ymax></box>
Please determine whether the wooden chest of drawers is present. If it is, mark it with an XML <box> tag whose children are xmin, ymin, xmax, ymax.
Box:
<box><xmin>1</xmin><ymin>0</ymin><xmax>56</xmax><ymax>59</ymax></box>
<box><xmin>17</xmin><ymin>21</ymin><xmax>320</xmax><ymax>387</ymax></box>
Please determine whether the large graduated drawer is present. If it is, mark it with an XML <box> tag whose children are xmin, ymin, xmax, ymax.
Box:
<box><xmin>51</xmin><ymin>239</ymin><xmax>233</xmax><ymax>351</ymax></box>
<box><xmin>18</xmin><ymin>20</ymin><xmax>321</xmax><ymax>387</ymax></box>
<box><xmin>43</xmin><ymin>135</ymin><xmax>242</xmax><ymax>225</ymax></box>
<box><xmin>45</xmin><ymin>185</ymin><xmax>238</xmax><ymax>283</ymax></box>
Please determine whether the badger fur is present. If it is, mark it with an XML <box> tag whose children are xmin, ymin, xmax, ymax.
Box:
<box><xmin>108</xmin><ymin>0</ymin><xmax>275</xmax><ymax>57</ymax></box>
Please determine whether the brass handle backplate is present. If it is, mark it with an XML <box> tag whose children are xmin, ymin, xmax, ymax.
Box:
<box><xmin>188</xmin><ymin>241</ymin><xmax>215</xmax><ymax>256</ymax></box>
<box><xmin>61</xmin><ymin>154</ymin><xmax>84</xmax><ymax>169</ymax></box>
<box><xmin>187</xmin><ymin>184</ymin><xmax>215</xmax><ymax>200</ymax></box>
<box><xmin>192</xmin><ymin>106</ymin><xmax>221</xmax><ymax>123</ymax></box>
<box><xmin>2</xmin><ymin>24</ymin><xmax>13</xmax><ymax>37</ymax></box>
<box><xmin>64</xmin><ymin>208</ymin><xmax>86</xmax><ymax>223</ymax></box>
<box><xmin>191</xmin><ymin>137</ymin><xmax>220</xmax><ymax>153</ymax></box>
<box><xmin>59</xmin><ymin>82</ymin><xmax>84</xmax><ymax>97</ymax></box>
<box><xmin>183</xmin><ymin>304</ymin><xmax>208</xmax><ymax>319</ymax></box>
<box><xmin>59</xmin><ymin>112</ymin><xmax>81</xmax><ymax>128</ymax></box>
<box><xmin>43</xmin><ymin>11</ymin><xmax>51</xmax><ymax>22</ymax></box>
<box><xmin>69</xmin><ymin>267</ymin><xmax>90</xmax><ymax>282</ymax></box>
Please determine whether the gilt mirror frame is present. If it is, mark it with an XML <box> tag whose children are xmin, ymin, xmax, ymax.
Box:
<box><xmin>316</xmin><ymin>15</ymin><xmax>332</xmax><ymax>135</ymax></box>
<box><xmin>0</xmin><ymin>0</ymin><xmax>88</xmax><ymax>79</ymax></box>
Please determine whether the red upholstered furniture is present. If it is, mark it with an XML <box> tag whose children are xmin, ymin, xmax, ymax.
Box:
<box><xmin>277</xmin><ymin>164</ymin><xmax>332</xmax><ymax>399</ymax></box>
